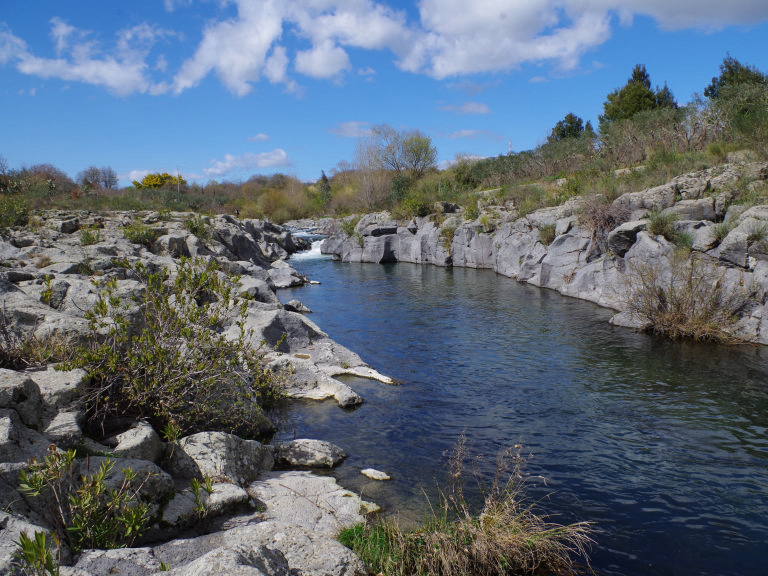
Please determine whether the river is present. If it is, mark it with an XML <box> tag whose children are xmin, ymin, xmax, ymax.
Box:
<box><xmin>276</xmin><ymin>245</ymin><xmax>768</xmax><ymax>576</ymax></box>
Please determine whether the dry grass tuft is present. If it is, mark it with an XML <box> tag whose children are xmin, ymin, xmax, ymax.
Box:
<box><xmin>339</xmin><ymin>435</ymin><xmax>594</xmax><ymax>576</ymax></box>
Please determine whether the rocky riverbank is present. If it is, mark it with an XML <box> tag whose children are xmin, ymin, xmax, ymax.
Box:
<box><xmin>0</xmin><ymin>211</ymin><xmax>389</xmax><ymax>575</ymax></box>
<box><xmin>321</xmin><ymin>160</ymin><xmax>768</xmax><ymax>344</ymax></box>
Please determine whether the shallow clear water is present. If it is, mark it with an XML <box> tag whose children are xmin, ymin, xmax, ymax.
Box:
<box><xmin>277</xmin><ymin>252</ymin><xmax>768</xmax><ymax>576</ymax></box>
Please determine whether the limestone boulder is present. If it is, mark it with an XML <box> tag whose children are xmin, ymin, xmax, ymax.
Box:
<box><xmin>0</xmin><ymin>369</ymin><xmax>43</xmax><ymax>429</ymax></box>
<box><xmin>43</xmin><ymin>411</ymin><xmax>82</xmax><ymax>449</ymax></box>
<box><xmin>78</xmin><ymin>457</ymin><xmax>175</xmax><ymax>503</ymax></box>
<box><xmin>0</xmin><ymin>408</ymin><xmax>50</xmax><ymax>464</ymax></box>
<box><xmin>26</xmin><ymin>365</ymin><xmax>88</xmax><ymax>418</ymax></box>
<box><xmin>274</xmin><ymin>439</ymin><xmax>347</xmax><ymax>468</ymax></box>
<box><xmin>607</xmin><ymin>219</ymin><xmax>649</xmax><ymax>257</ymax></box>
<box><xmin>114</xmin><ymin>422</ymin><xmax>165</xmax><ymax>463</ymax></box>
<box><xmin>614</xmin><ymin>183</ymin><xmax>677</xmax><ymax>212</ymax></box>
<box><xmin>662</xmin><ymin>198</ymin><xmax>716</xmax><ymax>222</ymax></box>
<box><xmin>169</xmin><ymin>432</ymin><xmax>274</xmax><ymax>486</ymax></box>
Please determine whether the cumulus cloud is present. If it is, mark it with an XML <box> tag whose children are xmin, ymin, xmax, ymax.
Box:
<box><xmin>127</xmin><ymin>169</ymin><xmax>152</xmax><ymax>183</ymax></box>
<box><xmin>203</xmin><ymin>150</ymin><xmax>291</xmax><ymax>178</ymax></box>
<box><xmin>438</xmin><ymin>101</ymin><xmax>491</xmax><ymax>114</ymax></box>
<box><xmin>4</xmin><ymin>1</ymin><xmax>768</xmax><ymax>96</ymax></box>
<box><xmin>329</xmin><ymin>121</ymin><xmax>374</xmax><ymax>138</ymax></box>
<box><xmin>247</xmin><ymin>133</ymin><xmax>270</xmax><ymax>142</ymax></box>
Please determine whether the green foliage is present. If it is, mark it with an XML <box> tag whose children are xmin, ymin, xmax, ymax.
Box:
<box><xmin>317</xmin><ymin>170</ymin><xmax>332</xmax><ymax>208</ymax></box>
<box><xmin>183</xmin><ymin>215</ymin><xmax>211</xmax><ymax>242</ymax></box>
<box><xmin>463</xmin><ymin>202</ymin><xmax>479</xmax><ymax>221</ymax></box>
<box><xmin>712</xmin><ymin>221</ymin><xmax>736</xmax><ymax>242</ymax></box>
<box><xmin>599</xmin><ymin>64</ymin><xmax>677</xmax><ymax>132</ymax></box>
<box><xmin>373</xmin><ymin>124</ymin><xmax>438</xmax><ymax>178</ymax></box>
<box><xmin>13</xmin><ymin>531</ymin><xmax>59</xmax><ymax>576</ymax></box>
<box><xmin>397</xmin><ymin>191</ymin><xmax>432</xmax><ymax>219</ymax></box>
<box><xmin>79</xmin><ymin>225</ymin><xmax>101</xmax><ymax>246</ymax></box>
<box><xmin>123</xmin><ymin>223</ymin><xmax>160</xmax><ymax>249</ymax></box>
<box><xmin>17</xmin><ymin>447</ymin><xmax>150</xmax><ymax>553</ymax></box>
<box><xmin>340</xmin><ymin>215</ymin><xmax>361</xmax><ymax>236</ymax></box>
<box><xmin>547</xmin><ymin>112</ymin><xmax>585</xmax><ymax>143</ymax></box>
<box><xmin>338</xmin><ymin>437</ymin><xmax>593</xmax><ymax>576</ymax></box>
<box><xmin>0</xmin><ymin>196</ymin><xmax>30</xmax><ymax>230</ymax></box>
<box><xmin>63</xmin><ymin>257</ymin><xmax>284</xmax><ymax>437</ymax></box>
<box><xmin>389</xmin><ymin>173</ymin><xmax>411</xmax><ymax>203</ymax></box>
<box><xmin>648</xmin><ymin>210</ymin><xmax>679</xmax><ymax>240</ymax></box>
<box><xmin>704</xmin><ymin>54</ymin><xmax>768</xmax><ymax>100</ymax></box>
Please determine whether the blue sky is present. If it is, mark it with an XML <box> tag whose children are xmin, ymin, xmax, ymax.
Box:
<box><xmin>2</xmin><ymin>1</ymin><xmax>768</xmax><ymax>187</ymax></box>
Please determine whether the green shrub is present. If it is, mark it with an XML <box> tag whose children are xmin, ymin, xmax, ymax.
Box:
<box><xmin>17</xmin><ymin>447</ymin><xmax>150</xmax><ymax>554</ymax></box>
<box><xmin>338</xmin><ymin>437</ymin><xmax>593</xmax><ymax>576</ymax></box>
<box><xmin>184</xmin><ymin>215</ymin><xmax>211</xmax><ymax>242</ymax></box>
<box><xmin>463</xmin><ymin>202</ymin><xmax>479</xmax><ymax>221</ymax></box>
<box><xmin>64</xmin><ymin>257</ymin><xmax>284</xmax><ymax>437</ymax></box>
<box><xmin>647</xmin><ymin>210</ymin><xmax>678</xmax><ymax>240</ymax></box>
<box><xmin>13</xmin><ymin>531</ymin><xmax>59</xmax><ymax>576</ymax></box>
<box><xmin>0</xmin><ymin>196</ymin><xmax>29</xmax><ymax>230</ymax></box>
<box><xmin>398</xmin><ymin>192</ymin><xmax>432</xmax><ymax>219</ymax></box>
<box><xmin>340</xmin><ymin>215</ymin><xmax>361</xmax><ymax>237</ymax></box>
<box><xmin>123</xmin><ymin>223</ymin><xmax>160</xmax><ymax>249</ymax></box>
<box><xmin>79</xmin><ymin>225</ymin><xmax>101</xmax><ymax>246</ymax></box>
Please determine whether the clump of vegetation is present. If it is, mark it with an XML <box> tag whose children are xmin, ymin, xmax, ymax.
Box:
<box><xmin>0</xmin><ymin>309</ymin><xmax>66</xmax><ymax>369</ymax></box>
<box><xmin>712</xmin><ymin>220</ymin><xmax>736</xmax><ymax>242</ymax></box>
<box><xmin>63</xmin><ymin>257</ymin><xmax>284</xmax><ymax>437</ymax></box>
<box><xmin>624</xmin><ymin>251</ymin><xmax>749</xmax><ymax>342</ymax></box>
<box><xmin>17</xmin><ymin>446</ymin><xmax>150</xmax><ymax>554</ymax></box>
<box><xmin>647</xmin><ymin>210</ymin><xmax>679</xmax><ymax>240</ymax></box>
<box><xmin>340</xmin><ymin>215</ymin><xmax>361</xmax><ymax>236</ymax></box>
<box><xmin>79</xmin><ymin>225</ymin><xmax>101</xmax><ymax>246</ymax></box>
<box><xmin>184</xmin><ymin>214</ymin><xmax>211</xmax><ymax>242</ymax></box>
<box><xmin>579</xmin><ymin>197</ymin><xmax>631</xmax><ymax>243</ymax></box>
<box><xmin>338</xmin><ymin>436</ymin><xmax>593</xmax><ymax>576</ymax></box>
<box><xmin>746</xmin><ymin>221</ymin><xmax>768</xmax><ymax>247</ymax></box>
<box><xmin>123</xmin><ymin>222</ymin><xmax>160</xmax><ymax>249</ymax></box>
<box><xmin>0</xmin><ymin>196</ymin><xmax>29</xmax><ymax>231</ymax></box>
<box><xmin>538</xmin><ymin>223</ymin><xmax>557</xmax><ymax>246</ymax></box>
<box><xmin>12</xmin><ymin>530</ymin><xmax>59</xmax><ymax>576</ymax></box>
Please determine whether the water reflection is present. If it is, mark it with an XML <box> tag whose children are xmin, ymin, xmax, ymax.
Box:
<box><xmin>277</xmin><ymin>259</ymin><xmax>768</xmax><ymax>576</ymax></box>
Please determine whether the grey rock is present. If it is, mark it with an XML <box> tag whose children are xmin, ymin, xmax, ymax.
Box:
<box><xmin>0</xmin><ymin>408</ymin><xmax>50</xmax><ymax>463</ymax></box>
<box><xmin>0</xmin><ymin>369</ymin><xmax>43</xmax><ymax>429</ymax></box>
<box><xmin>607</xmin><ymin>219</ymin><xmax>649</xmax><ymax>257</ymax></box>
<box><xmin>114</xmin><ymin>422</ymin><xmax>165</xmax><ymax>463</ymax></box>
<box><xmin>72</xmin><ymin>547</ymin><xmax>162</xmax><ymax>576</ymax></box>
<box><xmin>60</xmin><ymin>219</ymin><xmax>80</xmax><ymax>234</ymax></box>
<box><xmin>268</xmin><ymin>261</ymin><xmax>306</xmax><ymax>288</ymax></box>
<box><xmin>614</xmin><ymin>183</ymin><xmax>677</xmax><ymax>212</ymax></box>
<box><xmin>43</xmin><ymin>411</ymin><xmax>82</xmax><ymax>449</ymax></box>
<box><xmin>0</xmin><ymin>512</ymin><xmax>56</xmax><ymax>576</ymax></box>
<box><xmin>172</xmin><ymin>432</ymin><xmax>274</xmax><ymax>486</ymax></box>
<box><xmin>160</xmin><ymin>544</ymin><xmax>289</xmax><ymax>576</ymax></box>
<box><xmin>283</xmin><ymin>299</ymin><xmax>312</xmax><ymax>313</ymax></box>
<box><xmin>662</xmin><ymin>198</ymin><xmax>716</xmax><ymax>222</ymax></box>
<box><xmin>26</xmin><ymin>365</ymin><xmax>88</xmax><ymax>416</ymax></box>
<box><xmin>79</xmin><ymin>457</ymin><xmax>174</xmax><ymax>503</ymax></box>
<box><xmin>274</xmin><ymin>439</ymin><xmax>347</xmax><ymax>468</ymax></box>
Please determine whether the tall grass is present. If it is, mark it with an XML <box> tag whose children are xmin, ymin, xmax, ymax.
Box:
<box><xmin>338</xmin><ymin>436</ymin><xmax>594</xmax><ymax>576</ymax></box>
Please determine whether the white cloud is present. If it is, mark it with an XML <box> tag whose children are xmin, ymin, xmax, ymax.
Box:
<box><xmin>329</xmin><ymin>121</ymin><xmax>373</xmax><ymax>138</ymax></box>
<box><xmin>295</xmin><ymin>39</ymin><xmax>351</xmax><ymax>79</ymax></box>
<box><xmin>439</xmin><ymin>101</ymin><xmax>491</xmax><ymax>114</ymax></box>
<box><xmin>127</xmin><ymin>169</ymin><xmax>151</xmax><ymax>183</ymax></box>
<box><xmin>441</xmin><ymin>129</ymin><xmax>504</xmax><ymax>141</ymax></box>
<box><xmin>203</xmin><ymin>150</ymin><xmax>291</xmax><ymax>178</ymax></box>
<box><xmin>247</xmin><ymin>133</ymin><xmax>270</xmax><ymax>142</ymax></box>
<box><xmin>1</xmin><ymin>20</ymin><xmax>173</xmax><ymax>96</ymax></box>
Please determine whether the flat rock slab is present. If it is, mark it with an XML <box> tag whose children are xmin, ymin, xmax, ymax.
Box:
<box><xmin>361</xmin><ymin>468</ymin><xmax>391</xmax><ymax>481</ymax></box>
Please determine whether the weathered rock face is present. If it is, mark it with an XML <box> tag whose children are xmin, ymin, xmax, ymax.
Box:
<box><xmin>322</xmin><ymin>161</ymin><xmax>768</xmax><ymax>344</ymax></box>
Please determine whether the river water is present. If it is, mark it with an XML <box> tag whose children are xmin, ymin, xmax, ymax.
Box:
<box><xmin>276</xmin><ymin>246</ymin><xmax>768</xmax><ymax>576</ymax></box>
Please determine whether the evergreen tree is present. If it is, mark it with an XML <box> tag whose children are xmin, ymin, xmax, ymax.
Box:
<box><xmin>547</xmin><ymin>113</ymin><xmax>585</xmax><ymax>143</ymax></box>
<box><xmin>599</xmin><ymin>64</ymin><xmax>677</xmax><ymax>133</ymax></box>
<box><xmin>704</xmin><ymin>55</ymin><xmax>767</xmax><ymax>99</ymax></box>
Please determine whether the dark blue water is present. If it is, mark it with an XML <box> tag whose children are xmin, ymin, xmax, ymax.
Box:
<box><xmin>277</xmin><ymin>253</ymin><xmax>768</xmax><ymax>576</ymax></box>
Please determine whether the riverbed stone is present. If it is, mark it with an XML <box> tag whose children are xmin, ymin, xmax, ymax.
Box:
<box><xmin>114</xmin><ymin>421</ymin><xmax>165</xmax><ymax>463</ymax></box>
<box><xmin>274</xmin><ymin>439</ymin><xmax>347</xmax><ymax>468</ymax></box>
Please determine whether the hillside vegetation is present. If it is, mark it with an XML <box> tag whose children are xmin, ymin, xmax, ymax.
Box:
<box><xmin>1</xmin><ymin>56</ymin><xmax>767</xmax><ymax>226</ymax></box>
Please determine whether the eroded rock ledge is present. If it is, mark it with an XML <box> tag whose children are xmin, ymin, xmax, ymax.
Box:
<box><xmin>321</xmin><ymin>161</ymin><xmax>768</xmax><ymax>344</ymax></box>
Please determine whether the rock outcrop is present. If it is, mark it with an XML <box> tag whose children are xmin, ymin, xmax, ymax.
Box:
<box><xmin>0</xmin><ymin>211</ymin><xmax>386</xmax><ymax>576</ymax></box>
<box><xmin>322</xmin><ymin>161</ymin><xmax>768</xmax><ymax>344</ymax></box>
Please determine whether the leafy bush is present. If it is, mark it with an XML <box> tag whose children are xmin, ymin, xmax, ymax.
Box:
<box><xmin>0</xmin><ymin>196</ymin><xmax>29</xmax><ymax>231</ymax></box>
<box><xmin>338</xmin><ymin>437</ymin><xmax>593</xmax><ymax>576</ymax></box>
<box><xmin>624</xmin><ymin>251</ymin><xmax>749</xmax><ymax>342</ymax></box>
<box><xmin>184</xmin><ymin>215</ymin><xmax>211</xmax><ymax>242</ymax></box>
<box><xmin>64</xmin><ymin>257</ymin><xmax>284</xmax><ymax>437</ymax></box>
<box><xmin>12</xmin><ymin>531</ymin><xmax>59</xmax><ymax>576</ymax></box>
<box><xmin>79</xmin><ymin>225</ymin><xmax>101</xmax><ymax>246</ymax></box>
<box><xmin>17</xmin><ymin>447</ymin><xmax>150</xmax><ymax>554</ymax></box>
<box><xmin>123</xmin><ymin>223</ymin><xmax>160</xmax><ymax>249</ymax></box>
<box><xmin>463</xmin><ymin>202</ymin><xmax>479</xmax><ymax>221</ymax></box>
<box><xmin>647</xmin><ymin>210</ymin><xmax>679</xmax><ymax>239</ymax></box>
<box><xmin>340</xmin><ymin>215</ymin><xmax>361</xmax><ymax>236</ymax></box>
